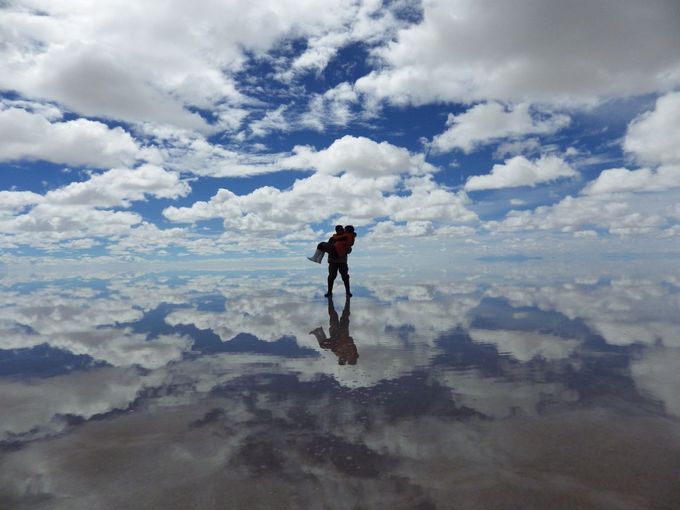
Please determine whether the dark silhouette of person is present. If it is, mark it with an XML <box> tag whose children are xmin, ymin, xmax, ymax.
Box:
<box><xmin>308</xmin><ymin>225</ymin><xmax>356</xmax><ymax>297</ymax></box>
<box><xmin>309</xmin><ymin>296</ymin><xmax>358</xmax><ymax>365</ymax></box>
<box><xmin>325</xmin><ymin>225</ymin><xmax>354</xmax><ymax>297</ymax></box>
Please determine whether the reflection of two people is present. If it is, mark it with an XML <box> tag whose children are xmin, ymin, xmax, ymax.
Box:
<box><xmin>309</xmin><ymin>296</ymin><xmax>359</xmax><ymax>365</ymax></box>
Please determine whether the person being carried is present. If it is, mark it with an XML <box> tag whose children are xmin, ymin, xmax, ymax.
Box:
<box><xmin>307</xmin><ymin>225</ymin><xmax>355</xmax><ymax>263</ymax></box>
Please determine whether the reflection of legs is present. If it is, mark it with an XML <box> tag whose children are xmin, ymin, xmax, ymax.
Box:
<box><xmin>326</xmin><ymin>263</ymin><xmax>338</xmax><ymax>297</ymax></box>
<box><xmin>339</xmin><ymin>264</ymin><xmax>351</xmax><ymax>296</ymax></box>
<box><xmin>340</xmin><ymin>295</ymin><xmax>350</xmax><ymax>327</ymax></box>
<box><xmin>328</xmin><ymin>296</ymin><xmax>339</xmax><ymax>334</ymax></box>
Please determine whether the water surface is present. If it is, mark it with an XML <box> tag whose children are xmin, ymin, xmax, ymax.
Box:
<box><xmin>1</xmin><ymin>264</ymin><xmax>679</xmax><ymax>509</ymax></box>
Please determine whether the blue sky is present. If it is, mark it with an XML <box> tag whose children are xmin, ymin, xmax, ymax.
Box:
<box><xmin>1</xmin><ymin>0</ymin><xmax>679</xmax><ymax>263</ymax></box>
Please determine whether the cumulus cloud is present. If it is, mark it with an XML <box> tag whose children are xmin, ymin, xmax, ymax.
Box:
<box><xmin>2</xmin><ymin>0</ymin><xmax>679</xmax><ymax>256</ymax></box>
<box><xmin>624</xmin><ymin>91</ymin><xmax>680</xmax><ymax>166</ymax></box>
<box><xmin>248</xmin><ymin>105</ymin><xmax>290</xmax><ymax>138</ymax></box>
<box><xmin>282</xmin><ymin>135</ymin><xmax>435</xmax><ymax>177</ymax></box>
<box><xmin>277</xmin><ymin>2</ymin><xmax>404</xmax><ymax>81</ymax></box>
<box><xmin>465</xmin><ymin>155</ymin><xmax>577</xmax><ymax>191</ymax></box>
<box><xmin>486</xmin><ymin>192</ymin><xmax>672</xmax><ymax>236</ymax></box>
<box><xmin>0</xmin><ymin>165</ymin><xmax>191</xmax><ymax>252</ymax></box>
<box><xmin>5</xmin><ymin>204</ymin><xmax>143</xmax><ymax>239</ymax></box>
<box><xmin>0</xmin><ymin>106</ymin><xmax>150</xmax><ymax>168</ymax></box>
<box><xmin>0</xmin><ymin>0</ymin><xmax>404</xmax><ymax>129</ymax></box>
<box><xmin>355</xmin><ymin>0</ymin><xmax>680</xmax><ymax>105</ymax></box>
<box><xmin>0</xmin><ymin>191</ymin><xmax>43</xmax><ymax>216</ymax></box>
<box><xmin>164</xmin><ymin>171</ymin><xmax>476</xmax><ymax>236</ymax></box>
<box><xmin>485</xmin><ymin>92</ymin><xmax>680</xmax><ymax>239</ymax></box>
<box><xmin>134</xmin><ymin>126</ymin><xmax>283</xmax><ymax>178</ymax></box>
<box><xmin>432</xmin><ymin>102</ymin><xmax>570</xmax><ymax>154</ymax></box>
<box><xmin>45</xmin><ymin>164</ymin><xmax>190</xmax><ymax>208</ymax></box>
<box><xmin>161</xmin><ymin>135</ymin><xmax>475</xmax><ymax>239</ymax></box>
<box><xmin>582</xmin><ymin>166</ymin><xmax>680</xmax><ymax>195</ymax></box>
<box><xmin>299</xmin><ymin>83</ymin><xmax>360</xmax><ymax>131</ymax></box>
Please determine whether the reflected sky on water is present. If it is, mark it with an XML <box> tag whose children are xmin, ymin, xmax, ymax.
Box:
<box><xmin>1</xmin><ymin>264</ymin><xmax>680</xmax><ymax>509</ymax></box>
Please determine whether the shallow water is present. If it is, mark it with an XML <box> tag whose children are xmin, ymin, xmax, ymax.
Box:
<box><xmin>1</xmin><ymin>264</ymin><xmax>679</xmax><ymax>509</ymax></box>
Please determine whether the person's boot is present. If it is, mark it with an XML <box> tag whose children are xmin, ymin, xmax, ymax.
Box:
<box><xmin>307</xmin><ymin>249</ymin><xmax>324</xmax><ymax>263</ymax></box>
<box><xmin>308</xmin><ymin>327</ymin><xmax>326</xmax><ymax>341</ymax></box>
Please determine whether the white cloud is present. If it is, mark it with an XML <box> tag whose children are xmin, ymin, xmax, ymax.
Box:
<box><xmin>355</xmin><ymin>0</ymin><xmax>680</xmax><ymax>105</ymax></box>
<box><xmin>248</xmin><ymin>105</ymin><xmax>290</xmax><ymax>138</ymax></box>
<box><xmin>163</xmin><ymin>133</ymin><xmax>443</xmax><ymax>230</ymax></box>
<box><xmin>0</xmin><ymin>106</ymin><xmax>145</xmax><ymax>168</ymax></box>
<box><xmin>465</xmin><ymin>155</ymin><xmax>577</xmax><ymax>191</ymax></box>
<box><xmin>277</xmin><ymin>1</ymin><xmax>404</xmax><ymax>81</ymax></box>
<box><xmin>494</xmin><ymin>138</ymin><xmax>541</xmax><ymax>159</ymax></box>
<box><xmin>0</xmin><ymin>98</ymin><xmax>63</xmax><ymax>120</ymax></box>
<box><xmin>478</xmin><ymin>92</ymin><xmax>680</xmax><ymax>239</ymax></box>
<box><xmin>299</xmin><ymin>83</ymin><xmax>359</xmax><ymax>131</ymax></box>
<box><xmin>282</xmin><ymin>135</ymin><xmax>434</xmax><ymax>177</ymax></box>
<box><xmin>290</xmin><ymin>31</ymin><xmax>350</xmax><ymax>74</ymax></box>
<box><xmin>0</xmin><ymin>191</ymin><xmax>43</xmax><ymax>215</ymax></box>
<box><xmin>486</xmin><ymin>192</ymin><xmax>672</xmax><ymax>236</ymax></box>
<box><xmin>624</xmin><ymin>91</ymin><xmax>680</xmax><ymax>166</ymax></box>
<box><xmin>164</xmin><ymin>171</ymin><xmax>476</xmax><ymax>236</ymax></box>
<box><xmin>108</xmin><ymin>223</ymin><xmax>189</xmax><ymax>255</ymax></box>
<box><xmin>4</xmin><ymin>205</ymin><xmax>142</xmax><ymax>239</ymax></box>
<box><xmin>582</xmin><ymin>166</ymin><xmax>680</xmax><ymax>195</ymax></box>
<box><xmin>0</xmin><ymin>165</ymin><xmax>190</xmax><ymax>250</ymax></box>
<box><xmin>0</xmin><ymin>0</ymin><xmax>404</xmax><ymax>129</ymax></box>
<box><xmin>432</xmin><ymin>102</ymin><xmax>569</xmax><ymax>154</ymax></box>
<box><xmin>134</xmin><ymin>126</ymin><xmax>283</xmax><ymax>178</ymax></box>
<box><xmin>367</xmin><ymin>220</ymin><xmax>435</xmax><ymax>239</ymax></box>
<box><xmin>45</xmin><ymin>164</ymin><xmax>191</xmax><ymax>208</ymax></box>
<box><xmin>578</xmin><ymin>93</ymin><xmax>680</xmax><ymax>198</ymax></box>
<box><xmin>0</xmin><ymin>0</ymin><xmax>355</xmax><ymax>129</ymax></box>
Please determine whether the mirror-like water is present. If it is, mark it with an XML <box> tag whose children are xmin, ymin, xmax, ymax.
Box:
<box><xmin>1</xmin><ymin>265</ymin><xmax>679</xmax><ymax>509</ymax></box>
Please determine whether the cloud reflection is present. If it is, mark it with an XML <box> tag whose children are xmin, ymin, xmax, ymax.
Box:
<box><xmin>1</xmin><ymin>266</ymin><xmax>679</xmax><ymax>508</ymax></box>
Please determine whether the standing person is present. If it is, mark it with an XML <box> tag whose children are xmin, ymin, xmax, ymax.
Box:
<box><xmin>325</xmin><ymin>226</ymin><xmax>354</xmax><ymax>297</ymax></box>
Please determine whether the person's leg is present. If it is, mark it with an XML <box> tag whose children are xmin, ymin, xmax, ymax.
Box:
<box><xmin>308</xmin><ymin>242</ymin><xmax>327</xmax><ymax>263</ymax></box>
<box><xmin>339</xmin><ymin>264</ymin><xmax>351</xmax><ymax>296</ymax></box>
<box><xmin>308</xmin><ymin>326</ymin><xmax>328</xmax><ymax>344</ymax></box>
<box><xmin>326</xmin><ymin>263</ymin><xmax>338</xmax><ymax>297</ymax></box>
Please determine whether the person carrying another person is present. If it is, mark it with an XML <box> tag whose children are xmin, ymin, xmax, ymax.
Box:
<box><xmin>307</xmin><ymin>225</ymin><xmax>356</xmax><ymax>297</ymax></box>
<box><xmin>307</xmin><ymin>225</ymin><xmax>355</xmax><ymax>263</ymax></box>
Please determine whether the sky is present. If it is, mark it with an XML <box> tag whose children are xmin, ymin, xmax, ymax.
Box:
<box><xmin>1</xmin><ymin>0</ymin><xmax>680</xmax><ymax>264</ymax></box>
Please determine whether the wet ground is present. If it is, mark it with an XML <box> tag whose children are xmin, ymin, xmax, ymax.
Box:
<box><xmin>1</xmin><ymin>263</ymin><xmax>679</xmax><ymax>509</ymax></box>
